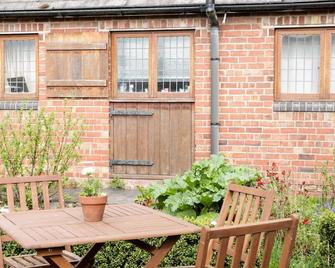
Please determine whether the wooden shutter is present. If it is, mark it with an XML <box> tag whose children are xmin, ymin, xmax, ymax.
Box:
<box><xmin>46</xmin><ymin>32</ymin><xmax>109</xmax><ymax>98</ymax></box>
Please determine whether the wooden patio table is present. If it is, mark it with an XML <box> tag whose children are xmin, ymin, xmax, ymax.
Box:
<box><xmin>0</xmin><ymin>203</ymin><xmax>200</xmax><ymax>268</ymax></box>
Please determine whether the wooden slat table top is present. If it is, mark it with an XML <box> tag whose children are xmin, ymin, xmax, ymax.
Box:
<box><xmin>0</xmin><ymin>203</ymin><xmax>200</xmax><ymax>249</ymax></box>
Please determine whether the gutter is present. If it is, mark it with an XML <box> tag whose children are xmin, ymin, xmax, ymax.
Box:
<box><xmin>206</xmin><ymin>0</ymin><xmax>220</xmax><ymax>155</ymax></box>
<box><xmin>2</xmin><ymin>2</ymin><xmax>335</xmax><ymax>18</ymax></box>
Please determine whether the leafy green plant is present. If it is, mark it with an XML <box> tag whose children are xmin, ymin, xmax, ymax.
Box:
<box><xmin>320</xmin><ymin>151</ymin><xmax>335</xmax><ymax>209</ymax></box>
<box><xmin>318</xmin><ymin>209</ymin><xmax>335</xmax><ymax>268</ymax></box>
<box><xmin>80</xmin><ymin>178</ymin><xmax>104</xmax><ymax>197</ymax></box>
<box><xmin>0</xmin><ymin>104</ymin><xmax>83</xmax><ymax>176</ymax></box>
<box><xmin>260</xmin><ymin>162</ymin><xmax>320</xmax><ymax>265</ymax></box>
<box><xmin>109</xmin><ymin>177</ymin><xmax>126</xmax><ymax>190</ymax></box>
<box><xmin>136</xmin><ymin>154</ymin><xmax>259</xmax><ymax>218</ymax></box>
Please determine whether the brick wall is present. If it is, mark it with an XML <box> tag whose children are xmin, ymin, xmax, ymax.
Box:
<box><xmin>0</xmin><ymin>12</ymin><xmax>334</xmax><ymax>186</ymax></box>
<box><xmin>219</xmin><ymin>12</ymin><xmax>335</xmax><ymax>187</ymax></box>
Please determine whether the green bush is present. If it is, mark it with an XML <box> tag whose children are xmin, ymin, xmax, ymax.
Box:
<box><xmin>0</xmin><ymin>104</ymin><xmax>83</xmax><ymax>177</ymax></box>
<box><xmin>72</xmin><ymin>235</ymin><xmax>199</xmax><ymax>268</ymax></box>
<box><xmin>109</xmin><ymin>177</ymin><xmax>126</xmax><ymax>190</ymax></box>
<box><xmin>136</xmin><ymin>154</ymin><xmax>260</xmax><ymax>218</ymax></box>
<box><xmin>318</xmin><ymin>209</ymin><xmax>335</xmax><ymax>268</ymax></box>
<box><xmin>1</xmin><ymin>235</ymin><xmax>199</xmax><ymax>268</ymax></box>
<box><xmin>260</xmin><ymin>163</ymin><xmax>320</xmax><ymax>266</ymax></box>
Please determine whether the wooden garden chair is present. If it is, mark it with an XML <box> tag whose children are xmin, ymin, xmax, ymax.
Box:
<box><xmin>206</xmin><ymin>184</ymin><xmax>275</xmax><ymax>265</ymax></box>
<box><xmin>0</xmin><ymin>175</ymin><xmax>81</xmax><ymax>268</ymax></box>
<box><xmin>195</xmin><ymin>215</ymin><xmax>299</xmax><ymax>268</ymax></box>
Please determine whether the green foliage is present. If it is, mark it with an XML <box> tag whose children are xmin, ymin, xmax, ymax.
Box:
<box><xmin>0</xmin><ymin>104</ymin><xmax>83</xmax><ymax>176</ymax></box>
<box><xmin>318</xmin><ymin>209</ymin><xmax>335</xmax><ymax>268</ymax></box>
<box><xmin>1</xmin><ymin>234</ymin><xmax>199</xmax><ymax>268</ymax></box>
<box><xmin>109</xmin><ymin>177</ymin><xmax>126</xmax><ymax>190</ymax></box>
<box><xmin>136</xmin><ymin>154</ymin><xmax>259</xmax><ymax>217</ymax></box>
<box><xmin>320</xmin><ymin>151</ymin><xmax>335</xmax><ymax>209</ymax></box>
<box><xmin>185</xmin><ymin>212</ymin><xmax>219</xmax><ymax>227</ymax></box>
<box><xmin>261</xmin><ymin>163</ymin><xmax>320</xmax><ymax>264</ymax></box>
<box><xmin>80</xmin><ymin>178</ymin><xmax>104</xmax><ymax>197</ymax></box>
<box><xmin>72</xmin><ymin>234</ymin><xmax>200</xmax><ymax>268</ymax></box>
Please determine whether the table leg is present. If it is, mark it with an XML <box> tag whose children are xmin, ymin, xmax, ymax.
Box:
<box><xmin>37</xmin><ymin>248</ymin><xmax>75</xmax><ymax>268</ymax></box>
<box><xmin>44</xmin><ymin>255</ymin><xmax>75</xmax><ymax>268</ymax></box>
<box><xmin>144</xmin><ymin>235</ymin><xmax>180</xmax><ymax>268</ymax></box>
<box><xmin>75</xmin><ymin>243</ymin><xmax>105</xmax><ymax>268</ymax></box>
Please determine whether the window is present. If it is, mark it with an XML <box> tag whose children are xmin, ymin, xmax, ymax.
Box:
<box><xmin>276</xmin><ymin>29</ymin><xmax>335</xmax><ymax>100</ymax></box>
<box><xmin>0</xmin><ymin>36</ymin><xmax>38</xmax><ymax>99</ymax></box>
<box><xmin>157</xmin><ymin>36</ymin><xmax>190</xmax><ymax>93</ymax></box>
<box><xmin>112</xmin><ymin>32</ymin><xmax>193</xmax><ymax>98</ymax></box>
<box><xmin>117</xmin><ymin>37</ymin><xmax>149</xmax><ymax>93</ymax></box>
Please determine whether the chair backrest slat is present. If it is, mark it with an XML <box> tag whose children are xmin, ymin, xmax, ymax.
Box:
<box><xmin>243</xmin><ymin>232</ymin><xmax>262</xmax><ymax>268</ymax></box>
<box><xmin>58</xmin><ymin>180</ymin><xmax>65</xmax><ymax>209</ymax></box>
<box><xmin>215</xmin><ymin>237</ymin><xmax>229</xmax><ymax>268</ymax></box>
<box><xmin>18</xmin><ymin>183</ymin><xmax>28</xmax><ymax>211</ymax></box>
<box><xmin>231</xmin><ymin>235</ymin><xmax>246</xmax><ymax>268</ymax></box>
<box><xmin>227</xmin><ymin>191</ymin><xmax>239</xmax><ymax>224</ymax></box>
<box><xmin>241</xmin><ymin>194</ymin><xmax>253</xmax><ymax>223</ymax></box>
<box><xmin>30</xmin><ymin>182</ymin><xmax>39</xmax><ymax>210</ymax></box>
<box><xmin>234</xmin><ymin>193</ymin><xmax>246</xmax><ymax>225</ymax></box>
<box><xmin>6</xmin><ymin>184</ymin><xmax>15</xmax><ymax>211</ymax></box>
<box><xmin>260</xmin><ymin>231</ymin><xmax>277</xmax><ymax>268</ymax></box>
<box><xmin>42</xmin><ymin>181</ymin><xmax>50</xmax><ymax>209</ymax></box>
<box><xmin>195</xmin><ymin>216</ymin><xmax>299</xmax><ymax>268</ymax></box>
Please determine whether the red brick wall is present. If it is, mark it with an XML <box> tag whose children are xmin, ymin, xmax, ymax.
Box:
<box><xmin>1</xmin><ymin>13</ymin><xmax>334</xmax><ymax>186</ymax></box>
<box><xmin>219</xmin><ymin>13</ymin><xmax>335</xmax><ymax>187</ymax></box>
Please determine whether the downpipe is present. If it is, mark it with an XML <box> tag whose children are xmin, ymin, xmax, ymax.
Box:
<box><xmin>206</xmin><ymin>0</ymin><xmax>220</xmax><ymax>155</ymax></box>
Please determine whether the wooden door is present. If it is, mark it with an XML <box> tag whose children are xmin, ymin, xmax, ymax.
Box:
<box><xmin>110</xmin><ymin>102</ymin><xmax>193</xmax><ymax>179</ymax></box>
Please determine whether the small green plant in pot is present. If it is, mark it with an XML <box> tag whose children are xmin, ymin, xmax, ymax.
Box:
<box><xmin>80</xmin><ymin>168</ymin><xmax>107</xmax><ymax>222</ymax></box>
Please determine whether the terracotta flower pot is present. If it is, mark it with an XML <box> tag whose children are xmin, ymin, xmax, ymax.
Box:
<box><xmin>79</xmin><ymin>195</ymin><xmax>108</xmax><ymax>222</ymax></box>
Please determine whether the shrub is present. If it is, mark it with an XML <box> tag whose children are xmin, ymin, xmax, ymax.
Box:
<box><xmin>320</xmin><ymin>152</ymin><xmax>335</xmax><ymax>209</ymax></box>
<box><xmin>136</xmin><ymin>154</ymin><xmax>260</xmax><ymax>218</ymax></box>
<box><xmin>2</xmin><ymin>235</ymin><xmax>199</xmax><ymax>268</ymax></box>
<box><xmin>318</xmin><ymin>209</ymin><xmax>335</xmax><ymax>268</ymax></box>
<box><xmin>259</xmin><ymin>163</ymin><xmax>320</xmax><ymax>266</ymax></box>
<box><xmin>109</xmin><ymin>177</ymin><xmax>126</xmax><ymax>190</ymax></box>
<box><xmin>72</xmin><ymin>235</ymin><xmax>200</xmax><ymax>268</ymax></box>
<box><xmin>0</xmin><ymin>105</ymin><xmax>83</xmax><ymax>177</ymax></box>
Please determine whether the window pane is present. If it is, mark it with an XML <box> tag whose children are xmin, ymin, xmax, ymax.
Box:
<box><xmin>5</xmin><ymin>40</ymin><xmax>36</xmax><ymax>93</ymax></box>
<box><xmin>157</xmin><ymin>36</ymin><xmax>190</xmax><ymax>93</ymax></box>
<box><xmin>331</xmin><ymin>34</ymin><xmax>335</xmax><ymax>93</ymax></box>
<box><xmin>281</xmin><ymin>35</ymin><xmax>320</xmax><ymax>94</ymax></box>
<box><xmin>117</xmin><ymin>37</ymin><xmax>149</xmax><ymax>93</ymax></box>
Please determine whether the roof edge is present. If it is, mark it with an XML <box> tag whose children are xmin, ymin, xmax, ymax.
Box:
<box><xmin>0</xmin><ymin>1</ymin><xmax>335</xmax><ymax>19</ymax></box>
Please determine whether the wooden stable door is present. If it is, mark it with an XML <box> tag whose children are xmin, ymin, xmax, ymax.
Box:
<box><xmin>110</xmin><ymin>103</ymin><xmax>193</xmax><ymax>179</ymax></box>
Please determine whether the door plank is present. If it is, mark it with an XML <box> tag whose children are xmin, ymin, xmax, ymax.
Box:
<box><xmin>149</xmin><ymin>103</ymin><xmax>161</xmax><ymax>175</ymax></box>
<box><xmin>137</xmin><ymin>103</ymin><xmax>150</xmax><ymax>175</ymax></box>
<box><xmin>126</xmin><ymin>103</ymin><xmax>138</xmax><ymax>175</ymax></box>
<box><xmin>159</xmin><ymin>103</ymin><xmax>170</xmax><ymax>175</ymax></box>
<box><xmin>112</xmin><ymin>103</ymin><xmax>126</xmax><ymax>174</ymax></box>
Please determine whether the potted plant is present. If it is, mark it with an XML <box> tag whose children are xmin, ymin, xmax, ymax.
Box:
<box><xmin>79</xmin><ymin>176</ymin><xmax>107</xmax><ymax>222</ymax></box>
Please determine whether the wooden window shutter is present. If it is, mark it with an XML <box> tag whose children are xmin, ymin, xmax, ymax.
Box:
<box><xmin>46</xmin><ymin>32</ymin><xmax>109</xmax><ymax>98</ymax></box>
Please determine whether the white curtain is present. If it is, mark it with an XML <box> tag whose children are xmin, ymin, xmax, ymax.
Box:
<box><xmin>281</xmin><ymin>35</ymin><xmax>320</xmax><ymax>94</ymax></box>
<box><xmin>5</xmin><ymin>40</ymin><xmax>36</xmax><ymax>93</ymax></box>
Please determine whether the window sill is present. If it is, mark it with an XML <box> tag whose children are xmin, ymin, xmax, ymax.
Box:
<box><xmin>273</xmin><ymin>101</ymin><xmax>335</xmax><ymax>112</ymax></box>
<box><xmin>0</xmin><ymin>101</ymin><xmax>38</xmax><ymax>110</ymax></box>
<box><xmin>110</xmin><ymin>98</ymin><xmax>195</xmax><ymax>103</ymax></box>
